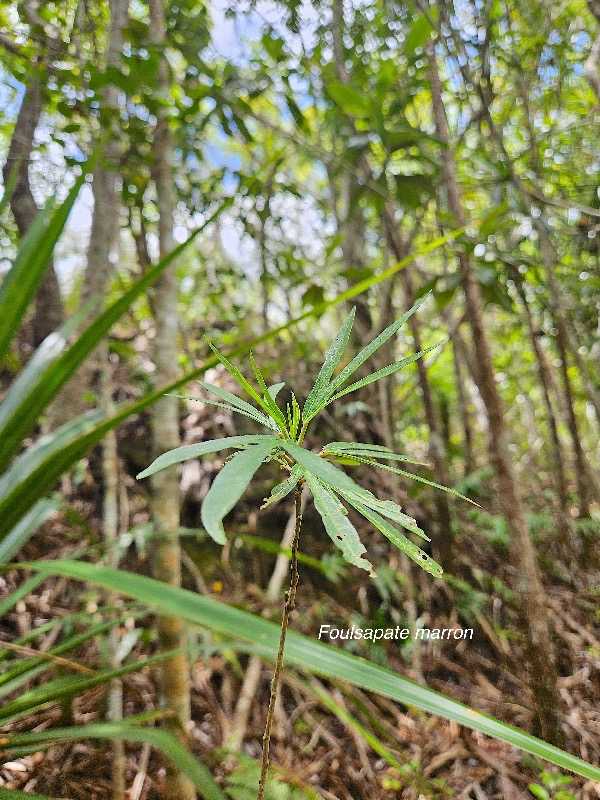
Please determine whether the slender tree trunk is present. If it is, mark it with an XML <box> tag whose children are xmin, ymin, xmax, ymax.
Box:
<box><xmin>428</xmin><ymin>49</ymin><xmax>563</xmax><ymax>745</ymax></box>
<box><xmin>512</xmin><ymin>276</ymin><xmax>572</xmax><ymax>545</ymax></box>
<box><xmin>148</xmin><ymin>2</ymin><xmax>194</xmax><ymax>798</ymax></box>
<box><xmin>451</xmin><ymin>337</ymin><xmax>475</xmax><ymax>475</ymax></box>
<box><xmin>3</xmin><ymin>78</ymin><xmax>64</xmax><ymax>345</ymax></box>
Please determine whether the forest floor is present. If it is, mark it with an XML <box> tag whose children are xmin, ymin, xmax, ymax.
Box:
<box><xmin>1</xmin><ymin>491</ymin><xmax>599</xmax><ymax>800</ymax></box>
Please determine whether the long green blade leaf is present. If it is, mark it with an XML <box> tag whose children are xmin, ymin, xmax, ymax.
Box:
<box><xmin>0</xmin><ymin>205</ymin><xmax>224</xmax><ymax>471</ymax></box>
<box><xmin>304</xmin><ymin>473</ymin><xmax>374</xmax><ymax>574</ymax></box>
<box><xmin>137</xmin><ymin>435</ymin><xmax>279</xmax><ymax>480</ymax></box>
<box><xmin>330</xmin><ymin>342</ymin><xmax>444</xmax><ymax>402</ymax></box>
<box><xmin>198</xmin><ymin>380</ymin><xmax>278</xmax><ymax>429</ymax></box>
<box><xmin>0</xmin><ymin>165</ymin><xmax>92</xmax><ymax>366</ymax></box>
<box><xmin>0</xmin><ymin>496</ymin><xmax>59</xmax><ymax>565</ymax></box>
<box><xmin>344</xmin><ymin>495</ymin><xmax>443</xmax><ymax>577</ymax></box>
<box><xmin>302</xmin><ymin>307</ymin><xmax>356</xmax><ymax>422</ymax></box>
<box><xmin>327</xmin><ymin>293</ymin><xmax>431</xmax><ymax>396</ymax></box>
<box><xmin>22</xmin><ymin>560</ymin><xmax>600</xmax><ymax>783</ymax></box>
<box><xmin>336</xmin><ymin>487</ymin><xmax>428</xmax><ymax>541</ymax></box>
<box><xmin>1</xmin><ymin>723</ymin><xmax>226</xmax><ymax>800</ymax></box>
<box><xmin>201</xmin><ymin>439</ymin><xmax>279</xmax><ymax>544</ymax></box>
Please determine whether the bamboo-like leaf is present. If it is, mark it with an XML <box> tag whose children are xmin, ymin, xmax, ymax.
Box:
<box><xmin>0</xmin><ymin>496</ymin><xmax>60</xmax><ymax>565</ymax></box>
<box><xmin>336</xmin><ymin>487</ymin><xmax>428</xmax><ymax>541</ymax></box>
<box><xmin>206</xmin><ymin>341</ymin><xmax>274</xmax><ymax>418</ymax></box>
<box><xmin>322</xmin><ymin>441</ymin><xmax>430</xmax><ymax>467</ymax></box>
<box><xmin>280</xmin><ymin>441</ymin><xmax>367</xmax><ymax>496</ymax></box>
<box><xmin>198</xmin><ymin>380</ymin><xmax>281</xmax><ymax>425</ymax></box>
<box><xmin>302</xmin><ymin>307</ymin><xmax>356</xmax><ymax>421</ymax></box>
<box><xmin>346</xmin><ymin>496</ymin><xmax>443</xmax><ymax>577</ymax></box>
<box><xmin>352</xmin><ymin>455</ymin><xmax>477</xmax><ymax>504</ymax></box>
<box><xmin>22</xmin><ymin>560</ymin><xmax>600</xmax><ymax>783</ymax></box>
<box><xmin>201</xmin><ymin>440</ymin><xmax>279</xmax><ymax>544</ymax></box>
<box><xmin>0</xmin><ymin>208</ymin><xmax>221</xmax><ymax>472</ymax></box>
<box><xmin>267</xmin><ymin>382</ymin><xmax>285</xmax><ymax>400</ymax></box>
<box><xmin>137</xmin><ymin>435</ymin><xmax>279</xmax><ymax>480</ymax></box>
<box><xmin>261</xmin><ymin>464</ymin><xmax>304</xmax><ymax>509</ymax></box>
<box><xmin>1</xmin><ymin>723</ymin><xmax>226</xmax><ymax>800</ymax></box>
<box><xmin>0</xmin><ymin>165</ymin><xmax>92</xmax><ymax>366</ymax></box>
<box><xmin>304</xmin><ymin>473</ymin><xmax>374</xmax><ymax>575</ymax></box>
<box><xmin>0</xmin><ymin>650</ymin><xmax>180</xmax><ymax>726</ymax></box>
<box><xmin>330</xmin><ymin>342</ymin><xmax>445</xmax><ymax>402</ymax></box>
<box><xmin>327</xmin><ymin>294</ymin><xmax>431</xmax><ymax>396</ymax></box>
<box><xmin>173</xmin><ymin>387</ymin><xmax>278</xmax><ymax>431</ymax></box>
<box><xmin>249</xmin><ymin>353</ymin><xmax>288</xmax><ymax>430</ymax></box>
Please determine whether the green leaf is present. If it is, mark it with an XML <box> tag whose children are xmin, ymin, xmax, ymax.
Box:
<box><xmin>279</xmin><ymin>441</ymin><xmax>364</xmax><ymax>497</ymax></box>
<box><xmin>267</xmin><ymin>382</ymin><xmax>285</xmax><ymax>400</ymax></box>
<box><xmin>0</xmin><ymin>165</ymin><xmax>92</xmax><ymax>367</ymax></box>
<box><xmin>248</xmin><ymin>352</ymin><xmax>287</xmax><ymax>430</ymax></box>
<box><xmin>304</xmin><ymin>473</ymin><xmax>374</xmax><ymax>575</ymax></box>
<box><xmin>404</xmin><ymin>12</ymin><xmax>434</xmax><ymax>56</ymax></box>
<box><xmin>303</xmin><ymin>307</ymin><xmax>356</xmax><ymax>422</ymax></box>
<box><xmin>353</xmin><ymin>456</ymin><xmax>477</xmax><ymax>504</ymax></box>
<box><xmin>137</xmin><ymin>435</ymin><xmax>279</xmax><ymax>480</ymax></box>
<box><xmin>343</xmin><ymin>497</ymin><xmax>443</xmax><ymax>577</ymax></box>
<box><xmin>336</xmin><ymin>487</ymin><xmax>428</xmax><ymax>541</ymax></box>
<box><xmin>261</xmin><ymin>464</ymin><xmax>304</xmax><ymax>509</ymax></box>
<box><xmin>1</xmin><ymin>723</ymin><xmax>226</xmax><ymax>800</ymax></box>
<box><xmin>171</xmin><ymin>393</ymin><xmax>278</xmax><ymax>431</ymax></box>
<box><xmin>206</xmin><ymin>342</ymin><xmax>273</xmax><ymax>416</ymax></box>
<box><xmin>330</xmin><ymin>342</ymin><xmax>445</xmax><ymax>402</ymax></box>
<box><xmin>326</xmin><ymin>81</ymin><xmax>369</xmax><ymax>117</ymax></box>
<box><xmin>322</xmin><ymin>441</ymin><xmax>430</xmax><ymax>467</ymax></box>
<box><xmin>201</xmin><ymin>439</ymin><xmax>280</xmax><ymax>544</ymax></box>
<box><xmin>327</xmin><ymin>294</ymin><xmax>431</xmax><ymax>396</ymax></box>
<box><xmin>23</xmin><ymin>560</ymin><xmax>600</xmax><ymax>784</ymax></box>
<box><xmin>0</xmin><ymin>205</ymin><xmax>224</xmax><ymax>472</ymax></box>
<box><xmin>0</xmin><ymin>496</ymin><xmax>59</xmax><ymax>565</ymax></box>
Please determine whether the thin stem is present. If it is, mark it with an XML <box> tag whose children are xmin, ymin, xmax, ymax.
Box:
<box><xmin>257</xmin><ymin>481</ymin><xmax>304</xmax><ymax>800</ymax></box>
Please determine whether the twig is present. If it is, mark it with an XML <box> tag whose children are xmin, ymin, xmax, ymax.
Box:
<box><xmin>0</xmin><ymin>639</ymin><xmax>95</xmax><ymax>674</ymax></box>
<box><xmin>257</xmin><ymin>482</ymin><xmax>303</xmax><ymax>800</ymax></box>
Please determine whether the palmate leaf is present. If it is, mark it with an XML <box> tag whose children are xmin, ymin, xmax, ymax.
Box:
<box><xmin>201</xmin><ymin>439</ymin><xmax>279</xmax><ymax>544</ymax></box>
<box><xmin>344</xmin><ymin>496</ymin><xmax>443</xmax><ymax>578</ymax></box>
<box><xmin>136</xmin><ymin>435</ymin><xmax>280</xmax><ymax>480</ymax></box>
<box><xmin>304</xmin><ymin>473</ymin><xmax>374</xmax><ymax>575</ymax></box>
<box><xmin>302</xmin><ymin>307</ymin><xmax>356</xmax><ymax>422</ymax></box>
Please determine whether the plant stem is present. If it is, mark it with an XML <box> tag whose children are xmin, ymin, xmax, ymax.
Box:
<box><xmin>257</xmin><ymin>481</ymin><xmax>304</xmax><ymax>800</ymax></box>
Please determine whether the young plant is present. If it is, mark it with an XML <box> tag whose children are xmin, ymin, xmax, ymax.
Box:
<box><xmin>137</xmin><ymin>296</ymin><xmax>470</xmax><ymax>798</ymax></box>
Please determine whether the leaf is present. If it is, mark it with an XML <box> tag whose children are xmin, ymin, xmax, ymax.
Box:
<box><xmin>344</xmin><ymin>497</ymin><xmax>443</xmax><ymax>577</ymax></box>
<box><xmin>201</xmin><ymin>440</ymin><xmax>279</xmax><ymax>544</ymax></box>
<box><xmin>261</xmin><ymin>464</ymin><xmax>304</xmax><ymax>509</ymax></box>
<box><xmin>23</xmin><ymin>560</ymin><xmax>600</xmax><ymax>784</ymax></box>
<box><xmin>322</xmin><ymin>441</ymin><xmax>430</xmax><ymax>467</ymax></box>
<box><xmin>336</xmin><ymin>487</ymin><xmax>428</xmax><ymax>541</ymax></box>
<box><xmin>327</xmin><ymin>294</ymin><xmax>431</xmax><ymax>396</ymax></box>
<box><xmin>0</xmin><ymin>496</ymin><xmax>59</xmax><ymax>565</ymax></box>
<box><xmin>352</xmin><ymin>456</ymin><xmax>477</xmax><ymax>504</ymax></box>
<box><xmin>303</xmin><ymin>308</ymin><xmax>356</xmax><ymax>422</ymax></box>
<box><xmin>136</xmin><ymin>435</ymin><xmax>279</xmax><ymax>480</ymax></box>
<box><xmin>248</xmin><ymin>352</ymin><xmax>287</xmax><ymax>430</ymax></box>
<box><xmin>304</xmin><ymin>474</ymin><xmax>374</xmax><ymax>575</ymax></box>
<box><xmin>267</xmin><ymin>382</ymin><xmax>285</xmax><ymax>400</ymax></box>
<box><xmin>1</xmin><ymin>723</ymin><xmax>226</xmax><ymax>800</ymax></box>
<box><xmin>206</xmin><ymin>342</ymin><xmax>274</xmax><ymax>418</ymax></box>
<box><xmin>279</xmin><ymin>441</ymin><xmax>365</xmax><ymax>497</ymax></box>
<box><xmin>330</xmin><ymin>342</ymin><xmax>445</xmax><ymax>402</ymax></box>
<box><xmin>326</xmin><ymin>81</ymin><xmax>369</xmax><ymax>117</ymax></box>
<box><xmin>171</xmin><ymin>394</ymin><xmax>278</xmax><ymax>431</ymax></box>
<box><xmin>404</xmin><ymin>12</ymin><xmax>434</xmax><ymax>56</ymax></box>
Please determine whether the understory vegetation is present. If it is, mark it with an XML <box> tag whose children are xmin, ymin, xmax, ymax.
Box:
<box><xmin>1</xmin><ymin>1</ymin><xmax>600</xmax><ymax>799</ymax></box>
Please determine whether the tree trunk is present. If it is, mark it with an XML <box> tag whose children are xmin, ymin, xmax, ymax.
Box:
<box><xmin>428</xmin><ymin>48</ymin><xmax>563</xmax><ymax>746</ymax></box>
<box><xmin>3</xmin><ymin>78</ymin><xmax>64</xmax><ymax>345</ymax></box>
<box><xmin>148</xmin><ymin>1</ymin><xmax>194</xmax><ymax>798</ymax></box>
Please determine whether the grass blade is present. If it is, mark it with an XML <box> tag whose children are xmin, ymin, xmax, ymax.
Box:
<box><xmin>21</xmin><ymin>559</ymin><xmax>600</xmax><ymax>783</ymax></box>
